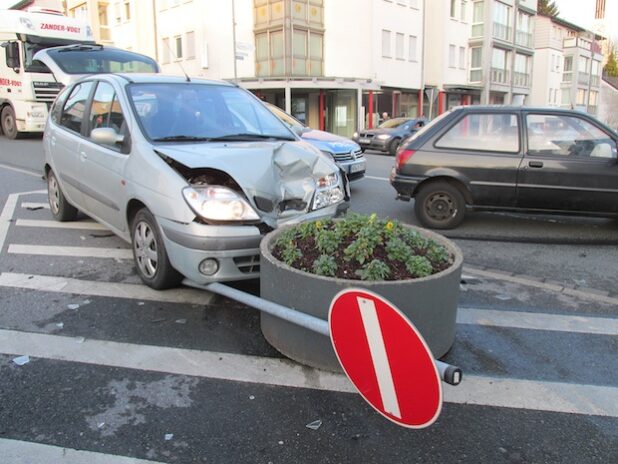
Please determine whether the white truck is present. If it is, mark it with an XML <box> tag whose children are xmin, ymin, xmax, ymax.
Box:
<box><xmin>0</xmin><ymin>8</ymin><xmax>159</xmax><ymax>139</ymax></box>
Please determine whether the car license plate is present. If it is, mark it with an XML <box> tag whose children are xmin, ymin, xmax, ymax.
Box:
<box><xmin>359</xmin><ymin>138</ymin><xmax>370</xmax><ymax>144</ymax></box>
<box><xmin>350</xmin><ymin>162</ymin><xmax>366</xmax><ymax>173</ymax></box>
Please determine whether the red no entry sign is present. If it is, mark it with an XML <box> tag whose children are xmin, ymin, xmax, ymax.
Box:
<box><xmin>328</xmin><ymin>289</ymin><xmax>442</xmax><ymax>428</ymax></box>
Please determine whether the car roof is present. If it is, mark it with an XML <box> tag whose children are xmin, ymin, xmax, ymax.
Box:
<box><xmin>82</xmin><ymin>73</ymin><xmax>236</xmax><ymax>87</ymax></box>
<box><xmin>450</xmin><ymin>105</ymin><xmax>591</xmax><ymax>115</ymax></box>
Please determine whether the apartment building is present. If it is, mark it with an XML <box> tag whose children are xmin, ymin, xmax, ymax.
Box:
<box><xmin>530</xmin><ymin>14</ymin><xmax>603</xmax><ymax>115</ymax></box>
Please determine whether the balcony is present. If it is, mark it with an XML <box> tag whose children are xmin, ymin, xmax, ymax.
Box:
<box><xmin>515</xmin><ymin>30</ymin><xmax>533</xmax><ymax>48</ymax></box>
<box><xmin>471</xmin><ymin>24</ymin><xmax>484</xmax><ymax>38</ymax></box>
<box><xmin>491</xmin><ymin>67</ymin><xmax>509</xmax><ymax>84</ymax></box>
<box><xmin>562</xmin><ymin>72</ymin><xmax>572</xmax><ymax>83</ymax></box>
<box><xmin>578</xmin><ymin>73</ymin><xmax>589</xmax><ymax>85</ymax></box>
<box><xmin>590</xmin><ymin>75</ymin><xmax>600</xmax><ymax>87</ymax></box>
<box><xmin>513</xmin><ymin>72</ymin><xmax>530</xmax><ymax>87</ymax></box>
<box><xmin>469</xmin><ymin>69</ymin><xmax>482</xmax><ymax>82</ymax></box>
<box><xmin>492</xmin><ymin>22</ymin><xmax>512</xmax><ymax>42</ymax></box>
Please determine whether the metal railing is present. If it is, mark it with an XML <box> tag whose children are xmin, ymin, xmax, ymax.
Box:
<box><xmin>562</xmin><ymin>72</ymin><xmax>572</xmax><ymax>83</ymax></box>
<box><xmin>513</xmin><ymin>72</ymin><xmax>530</xmax><ymax>87</ymax></box>
<box><xmin>515</xmin><ymin>30</ymin><xmax>533</xmax><ymax>48</ymax></box>
<box><xmin>578</xmin><ymin>72</ymin><xmax>589</xmax><ymax>85</ymax></box>
<box><xmin>492</xmin><ymin>22</ymin><xmax>511</xmax><ymax>41</ymax></box>
<box><xmin>491</xmin><ymin>67</ymin><xmax>509</xmax><ymax>84</ymax></box>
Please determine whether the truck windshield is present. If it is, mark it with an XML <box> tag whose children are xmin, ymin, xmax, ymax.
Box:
<box><xmin>46</xmin><ymin>47</ymin><xmax>158</xmax><ymax>74</ymax></box>
<box><xmin>23</xmin><ymin>42</ymin><xmax>54</xmax><ymax>73</ymax></box>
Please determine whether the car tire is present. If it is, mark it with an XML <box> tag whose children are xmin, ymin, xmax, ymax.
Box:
<box><xmin>1</xmin><ymin>106</ymin><xmax>20</xmax><ymax>140</ymax></box>
<box><xmin>131</xmin><ymin>208</ymin><xmax>183</xmax><ymax>290</ymax></box>
<box><xmin>388</xmin><ymin>138</ymin><xmax>401</xmax><ymax>156</ymax></box>
<box><xmin>414</xmin><ymin>181</ymin><xmax>466</xmax><ymax>229</ymax></box>
<box><xmin>47</xmin><ymin>169</ymin><xmax>79</xmax><ymax>222</ymax></box>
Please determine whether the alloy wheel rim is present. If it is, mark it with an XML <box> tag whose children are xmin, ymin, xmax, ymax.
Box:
<box><xmin>48</xmin><ymin>175</ymin><xmax>60</xmax><ymax>215</ymax></box>
<box><xmin>134</xmin><ymin>221</ymin><xmax>158</xmax><ymax>278</ymax></box>
<box><xmin>426</xmin><ymin>192</ymin><xmax>455</xmax><ymax>221</ymax></box>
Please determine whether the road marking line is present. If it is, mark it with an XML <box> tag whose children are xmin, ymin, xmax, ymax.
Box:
<box><xmin>0</xmin><ymin>438</ymin><xmax>165</xmax><ymax>464</ymax></box>
<box><xmin>358</xmin><ymin>297</ymin><xmax>401</xmax><ymax>418</ymax></box>
<box><xmin>364</xmin><ymin>175</ymin><xmax>389</xmax><ymax>181</ymax></box>
<box><xmin>463</xmin><ymin>267</ymin><xmax>618</xmax><ymax>306</ymax></box>
<box><xmin>0</xmin><ymin>163</ymin><xmax>41</xmax><ymax>177</ymax></box>
<box><xmin>457</xmin><ymin>307</ymin><xmax>618</xmax><ymax>336</ymax></box>
<box><xmin>8</xmin><ymin>244</ymin><xmax>132</xmax><ymax>259</ymax></box>
<box><xmin>0</xmin><ymin>328</ymin><xmax>616</xmax><ymax>417</ymax></box>
<box><xmin>0</xmin><ymin>272</ymin><xmax>213</xmax><ymax>305</ymax></box>
<box><xmin>0</xmin><ymin>193</ymin><xmax>19</xmax><ymax>254</ymax></box>
<box><xmin>21</xmin><ymin>202</ymin><xmax>50</xmax><ymax>209</ymax></box>
<box><xmin>15</xmin><ymin>219</ymin><xmax>108</xmax><ymax>231</ymax></box>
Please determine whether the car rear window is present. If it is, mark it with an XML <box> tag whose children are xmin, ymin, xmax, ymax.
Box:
<box><xmin>435</xmin><ymin>113</ymin><xmax>520</xmax><ymax>153</ymax></box>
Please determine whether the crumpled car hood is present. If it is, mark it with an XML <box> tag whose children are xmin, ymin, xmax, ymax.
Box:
<box><xmin>156</xmin><ymin>140</ymin><xmax>340</xmax><ymax>227</ymax></box>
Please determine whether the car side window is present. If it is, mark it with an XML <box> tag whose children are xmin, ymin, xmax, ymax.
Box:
<box><xmin>59</xmin><ymin>82</ymin><xmax>95</xmax><ymax>134</ymax></box>
<box><xmin>88</xmin><ymin>81</ymin><xmax>126</xmax><ymax>148</ymax></box>
<box><xmin>435</xmin><ymin>113</ymin><xmax>520</xmax><ymax>153</ymax></box>
<box><xmin>526</xmin><ymin>114</ymin><xmax>617</xmax><ymax>159</ymax></box>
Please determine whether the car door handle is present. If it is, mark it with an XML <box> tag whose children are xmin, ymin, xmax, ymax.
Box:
<box><xmin>528</xmin><ymin>161</ymin><xmax>543</xmax><ymax>168</ymax></box>
<box><xmin>80</xmin><ymin>152</ymin><xmax>88</xmax><ymax>161</ymax></box>
<box><xmin>50</xmin><ymin>136</ymin><xmax>56</xmax><ymax>146</ymax></box>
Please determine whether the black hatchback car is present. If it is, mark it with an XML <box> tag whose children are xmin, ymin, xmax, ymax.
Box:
<box><xmin>390</xmin><ymin>106</ymin><xmax>618</xmax><ymax>229</ymax></box>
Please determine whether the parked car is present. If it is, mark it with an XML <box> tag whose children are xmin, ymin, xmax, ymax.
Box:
<box><xmin>265</xmin><ymin>103</ymin><xmax>366</xmax><ymax>181</ymax></box>
<box><xmin>44</xmin><ymin>74</ymin><xmax>349</xmax><ymax>288</ymax></box>
<box><xmin>390</xmin><ymin>106</ymin><xmax>618</xmax><ymax>229</ymax></box>
<box><xmin>353</xmin><ymin>117</ymin><xmax>427</xmax><ymax>155</ymax></box>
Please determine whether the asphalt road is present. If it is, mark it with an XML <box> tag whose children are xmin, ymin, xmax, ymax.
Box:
<box><xmin>0</xmin><ymin>137</ymin><xmax>616</xmax><ymax>463</ymax></box>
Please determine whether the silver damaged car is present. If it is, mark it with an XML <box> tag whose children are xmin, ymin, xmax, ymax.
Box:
<box><xmin>44</xmin><ymin>74</ymin><xmax>349</xmax><ymax>289</ymax></box>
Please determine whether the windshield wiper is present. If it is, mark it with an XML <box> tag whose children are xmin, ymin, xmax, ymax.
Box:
<box><xmin>208</xmin><ymin>133</ymin><xmax>296</xmax><ymax>142</ymax></box>
<box><xmin>153</xmin><ymin>135</ymin><xmax>212</xmax><ymax>142</ymax></box>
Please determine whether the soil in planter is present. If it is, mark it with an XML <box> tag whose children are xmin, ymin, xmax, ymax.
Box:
<box><xmin>271</xmin><ymin>222</ymin><xmax>453</xmax><ymax>281</ymax></box>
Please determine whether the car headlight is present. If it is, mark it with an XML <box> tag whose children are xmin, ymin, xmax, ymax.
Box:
<box><xmin>312</xmin><ymin>173</ymin><xmax>344</xmax><ymax>210</ymax></box>
<box><xmin>353</xmin><ymin>132</ymin><xmax>359</xmax><ymax>138</ymax></box>
<box><xmin>182</xmin><ymin>186</ymin><xmax>260</xmax><ymax>221</ymax></box>
<box><xmin>377</xmin><ymin>134</ymin><xmax>391</xmax><ymax>140</ymax></box>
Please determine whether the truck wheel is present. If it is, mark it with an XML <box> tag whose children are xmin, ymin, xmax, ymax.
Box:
<box><xmin>388</xmin><ymin>138</ymin><xmax>401</xmax><ymax>156</ymax></box>
<box><xmin>1</xmin><ymin>106</ymin><xmax>20</xmax><ymax>140</ymax></box>
<box><xmin>47</xmin><ymin>169</ymin><xmax>78</xmax><ymax>222</ymax></box>
<box><xmin>131</xmin><ymin>208</ymin><xmax>183</xmax><ymax>290</ymax></box>
<box><xmin>414</xmin><ymin>181</ymin><xmax>466</xmax><ymax>229</ymax></box>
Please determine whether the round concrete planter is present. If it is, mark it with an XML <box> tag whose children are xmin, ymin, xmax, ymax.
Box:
<box><xmin>259</xmin><ymin>223</ymin><xmax>464</xmax><ymax>372</ymax></box>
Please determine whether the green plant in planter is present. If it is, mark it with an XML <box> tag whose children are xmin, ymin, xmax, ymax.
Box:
<box><xmin>272</xmin><ymin>213</ymin><xmax>453</xmax><ymax>281</ymax></box>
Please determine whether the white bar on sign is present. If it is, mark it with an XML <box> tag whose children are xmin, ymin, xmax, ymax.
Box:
<box><xmin>357</xmin><ymin>297</ymin><xmax>402</xmax><ymax>419</ymax></box>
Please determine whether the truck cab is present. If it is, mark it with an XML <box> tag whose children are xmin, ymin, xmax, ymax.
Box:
<box><xmin>0</xmin><ymin>8</ymin><xmax>158</xmax><ymax>139</ymax></box>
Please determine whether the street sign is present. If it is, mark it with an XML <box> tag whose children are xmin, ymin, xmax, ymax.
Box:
<box><xmin>328</xmin><ymin>289</ymin><xmax>442</xmax><ymax>428</ymax></box>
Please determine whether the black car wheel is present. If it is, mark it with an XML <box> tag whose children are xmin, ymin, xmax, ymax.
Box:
<box><xmin>1</xmin><ymin>106</ymin><xmax>20</xmax><ymax>140</ymax></box>
<box><xmin>388</xmin><ymin>138</ymin><xmax>401</xmax><ymax>156</ymax></box>
<box><xmin>47</xmin><ymin>169</ymin><xmax>78</xmax><ymax>222</ymax></box>
<box><xmin>415</xmin><ymin>181</ymin><xmax>466</xmax><ymax>229</ymax></box>
<box><xmin>131</xmin><ymin>208</ymin><xmax>183</xmax><ymax>289</ymax></box>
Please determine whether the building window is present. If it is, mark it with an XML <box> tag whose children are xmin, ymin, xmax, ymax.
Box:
<box><xmin>408</xmin><ymin>35</ymin><xmax>417</xmax><ymax>61</ymax></box>
<box><xmin>460</xmin><ymin>0</ymin><xmax>467</xmax><ymax>21</ymax></box>
<box><xmin>491</xmin><ymin>47</ymin><xmax>508</xmax><ymax>84</ymax></box>
<box><xmin>516</xmin><ymin>11</ymin><xmax>532</xmax><ymax>47</ymax></box>
<box><xmin>472</xmin><ymin>1</ymin><xmax>484</xmax><ymax>37</ymax></box>
<box><xmin>449</xmin><ymin>45</ymin><xmax>456</xmax><ymax>68</ymax></box>
<box><xmin>395</xmin><ymin>33</ymin><xmax>404</xmax><ymax>59</ymax></box>
<box><xmin>409</xmin><ymin>0</ymin><xmax>419</xmax><ymax>8</ymax></box>
<box><xmin>124</xmin><ymin>1</ymin><xmax>131</xmax><ymax>21</ymax></box>
<box><xmin>459</xmin><ymin>46</ymin><xmax>466</xmax><ymax>69</ymax></box>
<box><xmin>382</xmin><ymin>30</ymin><xmax>392</xmax><ymax>58</ymax></box>
<box><xmin>175</xmin><ymin>35</ymin><xmax>183</xmax><ymax>59</ymax></box>
<box><xmin>561</xmin><ymin>89</ymin><xmax>571</xmax><ymax>105</ymax></box>
<box><xmin>185</xmin><ymin>31</ymin><xmax>195</xmax><ymax>59</ymax></box>
<box><xmin>563</xmin><ymin>56</ymin><xmax>573</xmax><ymax>82</ymax></box>
<box><xmin>161</xmin><ymin>37</ymin><xmax>170</xmax><ymax>64</ymax></box>
<box><xmin>470</xmin><ymin>46</ymin><xmax>482</xmax><ymax>82</ymax></box>
<box><xmin>589</xmin><ymin>90</ymin><xmax>598</xmax><ymax>107</ymax></box>
<box><xmin>576</xmin><ymin>89</ymin><xmax>586</xmax><ymax>106</ymax></box>
<box><xmin>450</xmin><ymin>0</ymin><xmax>457</xmax><ymax>17</ymax></box>
<box><xmin>114</xmin><ymin>2</ymin><xmax>122</xmax><ymax>24</ymax></box>
<box><xmin>493</xmin><ymin>1</ymin><xmax>511</xmax><ymax>41</ymax></box>
<box><xmin>514</xmin><ymin>53</ymin><xmax>530</xmax><ymax>87</ymax></box>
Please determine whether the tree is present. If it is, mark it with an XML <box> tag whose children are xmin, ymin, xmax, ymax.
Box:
<box><xmin>537</xmin><ymin>0</ymin><xmax>560</xmax><ymax>17</ymax></box>
<box><xmin>604</xmin><ymin>48</ymin><xmax>618</xmax><ymax>77</ymax></box>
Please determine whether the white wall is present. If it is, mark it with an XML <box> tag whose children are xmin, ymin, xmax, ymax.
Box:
<box><xmin>530</xmin><ymin>48</ymin><xmax>563</xmax><ymax>106</ymax></box>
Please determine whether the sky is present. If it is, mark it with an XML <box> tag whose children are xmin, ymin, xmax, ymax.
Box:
<box><xmin>554</xmin><ymin>0</ymin><xmax>618</xmax><ymax>39</ymax></box>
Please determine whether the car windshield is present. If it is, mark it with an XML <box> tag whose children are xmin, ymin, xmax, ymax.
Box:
<box><xmin>379</xmin><ymin>118</ymin><xmax>410</xmax><ymax>129</ymax></box>
<box><xmin>266</xmin><ymin>103</ymin><xmax>305</xmax><ymax>129</ymax></box>
<box><xmin>46</xmin><ymin>47</ymin><xmax>158</xmax><ymax>74</ymax></box>
<box><xmin>128</xmin><ymin>83</ymin><xmax>296</xmax><ymax>142</ymax></box>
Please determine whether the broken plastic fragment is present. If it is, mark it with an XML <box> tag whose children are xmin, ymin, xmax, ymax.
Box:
<box><xmin>83</xmin><ymin>300</ymin><xmax>91</xmax><ymax>305</ymax></box>
<box><xmin>305</xmin><ymin>420</ymin><xmax>322</xmax><ymax>430</ymax></box>
<box><xmin>164</xmin><ymin>433</ymin><xmax>174</xmax><ymax>441</ymax></box>
<box><xmin>495</xmin><ymin>295</ymin><xmax>512</xmax><ymax>301</ymax></box>
<box><xmin>249</xmin><ymin>395</ymin><xmax>255</xmax><ymax>400</ymax></box>
<box><xmin>56</xmin><ymin>322</ymin><xmax>64</xmax><ymax>329</ymax></box>
<box><xmin>67</xmin><ymin>304</ymin><xmax>80</xmax><ymax>310</ymax></box>
<box><xmin>76</xmin><ymin>336</ymin><xmax>85</xmax><ymax>343</ymax></box>
<box><xmin>175</xmin><ymin>319</ymin><xmax>187</xmax><ymax>324</ymax></box>
<box><xmin>138</xmin><ymin>302</ymin><xmax>145</xmax><ymax>306</ymax></box>
<box><xmin>13</xmin><ymin>355</ymin><xmax>30</xmax><ymax>366</ymax></box>
<box><xmin>98</xmin><ymin>422</ymin><xmax>105</xmax><ymax>429</ymax></box>
<box><xmin>278</xmin><ymin>441</ymin><xmax>284</xmax><ymax>445</ymax></box>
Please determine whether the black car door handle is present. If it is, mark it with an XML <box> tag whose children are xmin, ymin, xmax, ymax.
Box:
<box><xmin>528</xmin><ymin>161</ymin><xmax>544</xmax><ymax>168</ymax></box>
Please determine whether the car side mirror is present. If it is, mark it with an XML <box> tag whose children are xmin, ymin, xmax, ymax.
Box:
<box><xmin>291</xmin><ymin>125</ymin><xmax>310</xmax><ymax>137</ymax></box>
<box><xmin>2</xmin><ymin>42</ymin><xmax>20</xmax><ymax>71</ymax></box>
<box><xmin>91</xmin><ymin>127</ymin><xmax>125</xmax><ymax>145</ymax></box>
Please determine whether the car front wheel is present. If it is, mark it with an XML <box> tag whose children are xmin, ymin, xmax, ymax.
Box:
<box><xmin>414</xmin><ymin>181</ymin><xmax>466</xmax><ymax>229</ymax></box>
<box><xmin>131</xmin><ymin>208</ymin><xmax>183</xmax><ymax>289</ymax></box>
<box><xmin>388</xmin><ymin>138</ymin><xmax>401</xmax><ymax>156</ymax></box>
<box><xmin>47</xmin><ymin>169</ymin><xmax>78</xmax><ymax>222</ymax></box>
